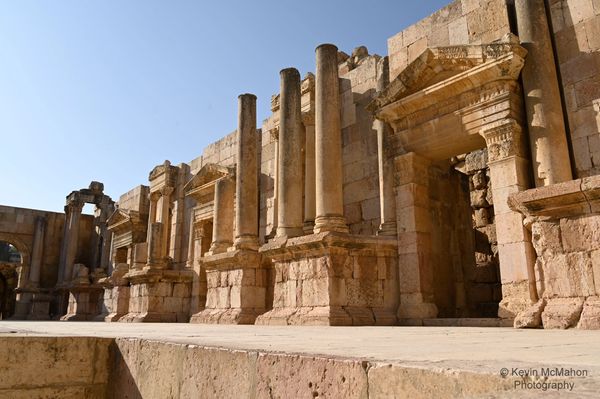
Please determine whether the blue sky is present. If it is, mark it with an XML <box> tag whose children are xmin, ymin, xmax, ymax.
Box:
<box><xmin>0</xmin><ymin>1</ymin><xmax>449</xmax><ymax>213</ymax></box>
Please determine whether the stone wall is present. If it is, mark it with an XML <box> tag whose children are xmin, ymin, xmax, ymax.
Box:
<box><xmin>509</xmin><ymin>175</ymin><xmax>600</xmax><ymax>328</ymax></box>
<box><xmin>548</xmin><ymin>0</ymin><xmax>600</xmax><ymax>177</ymax></box>
<box><xmin>387</xmin><ymin>0</ymin><xmax>511</xmax><ymax>80</ymax></box>
<box><xmin>340</xmin><ymin>54</ymin><xmax>382</xmax><ymax>236</ymax></box>
<box><xmin>0</xmin><ymin>205</ymin><xmax>93</xmax><ymax>288</ymax></box>
<box><xmin>0</xmin><ymin>336</ymin><xmax>111</xmax><ymax>398</ymax></box>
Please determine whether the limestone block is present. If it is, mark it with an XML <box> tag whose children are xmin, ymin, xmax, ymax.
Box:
<box><xmin>577</xmin><ymin>296</ymin><xmax>600</xmax><ymax>329</ymax></box>
<box><xmin>254</xmin><ymin>353</ymin><xmax>368</xmax><ymax>399</ymax></box>
<box><xmin>179</xmin><ymin>346</ymin><xmax>254</xmax><ymax>398</ymax></box>
<box><xmin>514</xmin><ymin>299</ymin><xmax>546</xmax><ymax>329</ymax></box>
<box><xmin>530</xmin><ymin>220</ymin><xmax>563</xmax><ymax>256</ymax></box>
<box><xmin>448</xmin><ymin>16</ymin><xmax>469</xmax><ymax>45</ymax></box>
<box><xmin>470</xmin><ymin>190</ymin><xmax>488</xmax><ymax>208</ymax></box>
<box><xmin>560</xmin><ymin>215</ymin><xmax>600</xmax><ymax>252</ymax></box>
<box><xmin>301</xmin><ymin>278</ymin><xmax>329</xmax><ymax>307</ymax></box>
<box><xmin>542</xmin><ymin>297</ymin><xmax>584</xmax><ymax>329</ymax></box>
<box><xmin>473</xmin><ymin>208</ymin><xmax>490</xmax><ymax>227</ymax></box>
<box><xmin>543</xmin><ymin>252</ymin><xmax>595</xmax><ymax>298</ymax></box>
<box><xmin>465</xmin><ymin>149</ymin><xmax>488</xmax><ymax>173</ymax></box>
<box><xmin>173</xmin><ymin>283</ymin><xmax>191</xmax><ymax>298</ymax></box>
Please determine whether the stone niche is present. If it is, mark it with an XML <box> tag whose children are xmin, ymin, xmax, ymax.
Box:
<box><xmin>256</xmin><ymin>232</ymin><xmax>398</xmax><ymax>326</ymax></box>
<box><xmin>509</xmin><ymin>175</ymin><xmax>600</xmax><ymax>329</ymax></box>
<box><xmin>369</xmin><ymin>34</ymin><xmax>535</xmax><ymax>323</ymax></box>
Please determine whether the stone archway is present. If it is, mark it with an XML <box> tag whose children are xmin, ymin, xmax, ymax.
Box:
<box><xmin>0</xmin><ymin>233</ymin><xmax>31</xmax><ymax>290</ymax></box>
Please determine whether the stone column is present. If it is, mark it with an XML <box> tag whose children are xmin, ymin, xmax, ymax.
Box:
<box><xmin>481</xmin><ymin>119</ymin><xmax>538</xmax><ymax>318</ymax></box>
<box><xmin>209</xmin><ymin>176</ymin><xmax>235</xmax><ymax>254</ymax></box>
<box><xmin>514</xmin><ymin>0</ymin><xmax>572</xmax><ymax>186</ymax></box>
<box><xmin>276</xmin><ymin>68</ymin><xmax>305</xmax><ymax>238</ymax></box>
<box><xmin>375</xmin><ymin>57</ymin><xmax>397</xmax><ymax>236</ymax></box>
<box><xmin>234</xmin><ymin>94</ymin><xmax>260</xmax><ymax>249</ymax></box>
<box><xmin>314</xmin><ymin>44</ymin><xmax>348</xmax><ymax>234</ymax></box>
<box><xmin>147</xmin><ymin>192</ymin><xmax>159</xmax><ymax>242</ymax></box>
<box><xmin>63</xmin><ymin>200</ymin><xmax>84</xmax><ymax>283</ymax></box>
<box><xmin>303</xmin><ymin>113</ymin><xmax>316</xmax><ymax>233</ymax></box>
<box><xmin>394</xmin><ymin>152</ymin><xmax>438</xmax><ymax>323</ymax></box>
<box><xmin>28</xmin><ymin>216</ymin><xmax>47</xmax><ymax>288</ymax></box>
<box><xmin>269</xmin><ymin>128</ymin><xmax>280</xmax><ymax>238</ymax></box>
<box><xmin>158</xmin><ymin>186</ymin><xmax>174</xmax><ymax>261</ymax></box>
<box><xmin>186</xmin><ymin>217</ymin><xmax>197</xmax><ymax>269</ymax></box>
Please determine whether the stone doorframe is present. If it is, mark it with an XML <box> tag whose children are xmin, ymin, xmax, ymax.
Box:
<box><xmin>369</xmin><ymin>34</ymin><xmax>536</xmax><ymax>322</ymax></box>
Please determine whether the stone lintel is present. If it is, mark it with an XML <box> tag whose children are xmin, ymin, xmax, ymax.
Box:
<box><xmin>509</xmin><ymin>175</ymin><xmax>600</xmax><ymax>219</ymax></box>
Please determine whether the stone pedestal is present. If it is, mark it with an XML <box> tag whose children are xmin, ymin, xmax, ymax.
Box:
<box><xmin>256</xmin><ymin>232</ymin><xmax>398</xmax><ymax>326</ymax></box>
<box><xmin>190</xmin><ymin>249</ymin><xmax>266</xmax><ymax>324</ymax></box>
<box><xmin>60</xmin><ymin>283</ymin><xmax>104</xmax><ymax>321</ymax></box>
<box><xmin>28</xmin><ymin>292</ymin><xmax>52</xmax><ymax>320</ymax></box>
<box><xmin>96</xmin><ymin>263</ymin><xmax>130</xmax><ymax>322</ymax></box>
<box><xmin>119</xmin><ymin>268</ymin><xmax>192</xmax><ymax>323</ymax></box>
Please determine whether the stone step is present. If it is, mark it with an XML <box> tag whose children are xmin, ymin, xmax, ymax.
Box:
<box><xmin>423</xmin><ymin>317</ymin><xmax>513</xmax><ymax>327</ymax></box>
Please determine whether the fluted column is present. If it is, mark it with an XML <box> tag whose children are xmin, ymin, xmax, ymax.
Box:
<box><xmin>276</xmin><ymin>68</ymin><xmax>305</xmax><ymax>238</ymax></box>
<box><xmin>303</xmin><ymin>113</ymin><xmax>316</xmax><ymax>233</ymax></box>
<box><xmin>234</xmin><ymin>94</ymin><xmax>260</xmax><ymax>249</ymax></box>
<box><xmin>28</xmin><ymin>216</ymin><xmax>46</xmax><ymax>288</ymax></box>
<box><xmin>514</xmin><ymin>0</ymin><xmax>572</xmax><ymax>186</ymax></box>
<box><xmin>209</xmin><ymin>176</ymin><xmax>235</xmax><ymax>254</ymax></box>
<box><xmin>314</xmin><ymin>43</ymin><xmax>348</xmax><ymax>234</ymax></box>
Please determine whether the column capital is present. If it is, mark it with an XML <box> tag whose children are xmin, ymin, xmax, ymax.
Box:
<box><xmin>66</xmin><ymin>199</ymin><xmax>84</xmax><ymax>213</ymax></box>
<box><xmin>159</xmin><ymin>186</ymin><xmax>174</xmax><ymax>197</ymax></box>
<box><xmin>480</xmin><ymin>119</ymin><xmax>527</xmax><ymax>162</ymax></box>
<box><xmin>149</xmin><ymin>191</ymin><xmax>161</xmax><ymax>202</ymax></box>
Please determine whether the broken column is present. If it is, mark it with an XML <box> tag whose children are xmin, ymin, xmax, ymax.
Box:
<box><xmin>514</xmin><ymin>0</ymin><xmax>572</xmax><ymax>186</ymax></box>
<box><xmin>313</xmin><ymin>44</ymin><xmax>348</xmax><ymax>234</ymax></box>
<box><xmin>276</xmin><ymin>68</ymin><xmax>304</xmax><ymax>238</ymax></box>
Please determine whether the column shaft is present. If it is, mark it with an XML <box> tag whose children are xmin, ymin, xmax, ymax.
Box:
<box><xmin>314</xmin><ymin>44</ymin><xmax>348</xmax><ymax>234</ymax></box>
<box><xmin>209</xmin><ymin>176</ymin><xmax>235</xmax><ymax>254</ymax></box>
<box><xmin>28</xmin><ymin>216</ymin><xmax>46</xmax><ymax>288</ymax></box>
<box><xmin>277</xmin><ymin>68</ymin><xmax>304</xmax><ymax>238</ymax></box>
<box><xmin>234</xmin><ymin>94</ymin><xmax>259</xmax><ymax>249</ymax></box>
<box><xmin>514</xmin><ymin>0</ymin><xmax>572</xmax><ymax>186</ymax></box>
<box><xmin>303</xmin><ymin>121</ymin><xmax>316</xmax><ymax>233</ymax></box>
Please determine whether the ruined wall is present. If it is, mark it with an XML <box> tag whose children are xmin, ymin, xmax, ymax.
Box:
<box><xmin>0</xmin><ymin>205</ymin><xmax>93</xmax><ymax>288</ymax></box>
<box><xmin>116</xmin><ymin>185</ymin><xmax>150</xmax><ymax>214</ymax></box>
<box><xmin>387</xmin><ymin>0</ymin><xmax>511</xmax><ymax>80</ymax></box>
<box><xmin>548</xmin><ymin>0</ymin><xmax>600</xmax><ymax>177</ymax></box>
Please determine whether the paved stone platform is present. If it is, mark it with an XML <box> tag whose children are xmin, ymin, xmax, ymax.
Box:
<box><xmin>1</xmin><ymin>322</ymin><xmax>599</xmax><ymax>398</ymax></box>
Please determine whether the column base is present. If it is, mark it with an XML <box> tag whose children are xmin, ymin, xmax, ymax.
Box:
<box><xmin>191</xmin><ymin>248</ymin><xmax>265</xmax><ymax>325</ymax></box>
<box><xmin>256</xmin><ymin>232</ymin><xmax>398</xmax><ymax>326</ymax></box>
<box><xmin>313</xmin><ymin>215</ymin><xmax>349</xmax><ymax>234</ymax></box>
<box><xmin>120</xmin><ymin>268</ymin><xmax>192</xmax><ymax>323</ymax></box>
<box><xmin>27</xmin><ymin>293</ymin><xmax>52</xmax><ymax>320</ymax></box>
<box><xmin>376</xmin><ymin>221</ymin><xmax>397</xmax><ymax>237</ymax></box>
<box><xmin>233</xmin><ymin>235</ymin><xmax>260</xmax><ymax>251</ymax></box>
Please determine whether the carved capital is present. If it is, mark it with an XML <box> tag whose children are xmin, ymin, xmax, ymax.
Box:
<box><xmin>159</xmin><ymin>186</ymin><xmax>174</xmax><ymax>197</ymax></box>
<box><xmin>193</xmin><ymin>221</ymin><xmax>206</xmax><ymax>239</ymax></box>
<box><xmin>480</xmin><ymin>119</ymin><xmax>526</xmax><ymax>162</ymax></box>
<box><xmin>149</xmin><ymin>191</ymin><xmax>161</xmax><ymax>202</ymax></box>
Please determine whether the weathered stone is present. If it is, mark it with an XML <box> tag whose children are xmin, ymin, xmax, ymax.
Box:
<box><xmin>542</xmin><ymin>297</ymin><xmax>584</xmax><ymax>329</ymax></box>
<box><xmin>514</xmin><ymin>299</ymin><xmax>546</xmax><ymax>328</ymax></box>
